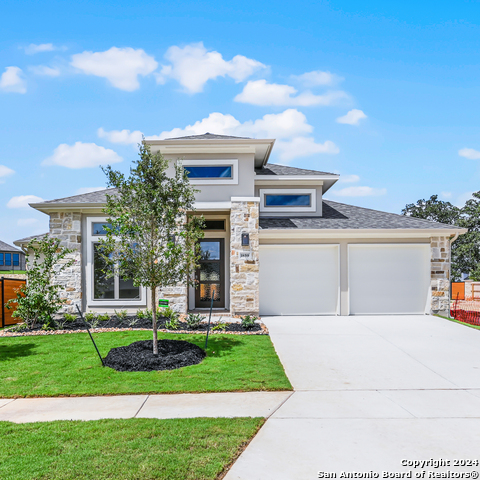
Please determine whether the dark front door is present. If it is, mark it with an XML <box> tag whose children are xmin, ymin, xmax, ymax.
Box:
<box><xmin>195</xmin><ymin>239</ymin><xmax>225</xmax><ymax>308</ymax></box>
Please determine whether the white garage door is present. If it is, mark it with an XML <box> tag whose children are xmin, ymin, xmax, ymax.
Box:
<box><xmin>259</xmin><ymin>245</ymin><xmax>339</xmax><ymax>316</ymax></box>
<box><xmin>348</xmin><ymin>244</ymin><xmax>430</xmax><ymax>315</ymax></box>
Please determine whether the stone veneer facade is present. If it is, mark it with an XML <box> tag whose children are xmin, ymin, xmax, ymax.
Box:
<box><xmin>49</xmin><ymin>212</ymin><xmax>82</xmax><ymax>314</ymax></box>
<box><xmin>430</xmin><ymin>235</ymin><xmax>451</xmax><ymax>314</ymax></box>
<box><xmin>230</xmin><ymin>198</ymin><xmax>260</xmax><ymax>316</ymax></box>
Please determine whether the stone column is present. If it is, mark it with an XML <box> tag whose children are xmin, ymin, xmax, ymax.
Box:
<box><xmin>49</xmin><ymin>212</ymin><xmax>82</xmax><ymax>314</ymax></box>
<box><xmin>430</xmin><ymin>235</ymin><xmax>451</xmax><ymax>315</ymax></box>
<box><xmin>158</xmin><ymin>284</ymin><xmax>188</xmax><ymax>314</ymax></box>
<box><xmin>230</xmin><ymin>197</ymin><xmax>260</xmax><ymax>316</ymax></box>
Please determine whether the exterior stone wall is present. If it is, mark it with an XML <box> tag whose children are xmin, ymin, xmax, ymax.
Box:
<box><xmin>230</xmin><ymin>198</ymin><xmax>260</xmax><ymax>316</ymax></box>
<box><xmin>430</xmin><ymin>235</ymin><xmax>451</xmax><ymax>314</ymax></box>
<box><xmin>0</xmin><ymin>273</ymin><xmax>26</xmax><ymax>280</ymax></box>
<box><xmin>158</xmin><ymin>284</ymin><xmax>188</xmax><ymax>314</ymax></box>
<box><xmin>49</xmin><ymin>212</ymin><xmax>82</xmax><ymax>314</ymax></box>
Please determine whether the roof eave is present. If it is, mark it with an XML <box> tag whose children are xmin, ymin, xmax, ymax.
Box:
<box><xmin>29</xmin><ymin>202</ymin><xmax>106</xmax><ymax>213</ymax></box>
<box><xmin>259</xmin><ymin>227</ymin><xmax>467</xmax><ymax>239</ymax></box>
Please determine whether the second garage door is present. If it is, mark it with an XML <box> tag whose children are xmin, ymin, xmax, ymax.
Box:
<box><xmin>259</xmin><ymin>245</ymin><xmax>339</xmax><ymax>316</ymax></box>
<box><xmin>348</xmin><ymin>244</ymin><xmax>430</xmax><ymax>315</ymax></box>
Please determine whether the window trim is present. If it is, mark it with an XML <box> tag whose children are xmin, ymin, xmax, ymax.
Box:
<box><xmin>180</xmin><ymin>159</ymin><xmax>239</xmax><ymax>185</ymax></box>
<box><xmin>259</xmin><ymin>188</ymin><xmax>317</xmax><ymax>213</ymax></box>
<box><xmin>85</xmin><ymin>217</ymin><xmax>146</xmax><ymax>307</ymax></box>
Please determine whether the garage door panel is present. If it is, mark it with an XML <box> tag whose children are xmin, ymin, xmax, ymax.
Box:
<box><xmin>349</xmin><ymin>244</ymin><xmax>430</xmax><ymax>315</ymax></box>
<box><xmin>260</xmin><ymin>245</ymin><xmax>339</xmax><ymax>316</ymax></box>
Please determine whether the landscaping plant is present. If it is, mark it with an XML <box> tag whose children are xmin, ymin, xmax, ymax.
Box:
<box><xmin>63</xmin><ymin>313</ymin><xmax>76</xmax><ymax>322</ymax></box>
<box><xmin>6</xmin><ymin>236</ymin><xmax>74</xmax><ymax>329</ymax></box>
<box><xmin>100</xmin><ymin>139</ymin><xmax>205</xmax><ymax>355</ymax></box>
<box><xmin>98</xmin><ymin>313</ymin><xmax>110</xmax><ymax>322</ymax></box>
<box><xmin>212</xmin><ymin>321</ymin><xmax>228</xmax><ymax>331</ymax></box>
<box><xmin>136</xmin><ymin>309</ymin><xmax>147</xmax><ymax>319</ymax></box>
<box><xmin>114</xmin><ymin>309</ymin><xmax>128</xmax><ymax>320</ymax></box>
<box><xmin>186</xmin><ymin>313</ymin><xmax>205</xmax><ymax>329</ymax></box>
<box><xmin>241</xmin><ymin>315</ymin><xmax>258</xmax><ymax>330</ymax></box>
<box><xmin>164</xmin><ymin>308</ymin><xmax>180</xmax><ymax>330</ymax></box>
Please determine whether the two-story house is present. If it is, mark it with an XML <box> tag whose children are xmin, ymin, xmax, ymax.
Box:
<box><xmin>15</xmin><ymin>133</ymin><xmax>465</xmax><ymax>317</ymax></box>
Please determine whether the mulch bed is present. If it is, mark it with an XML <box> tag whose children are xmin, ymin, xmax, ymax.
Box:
<box><xmin>0</xmin><ymin>316</ymin><xmax>267</xmax><ymax>337</ymax></box>
<box><xmin>103</xmin><ymin>339</ymin><xmax>206</xmax><ymax>372</ymax></box>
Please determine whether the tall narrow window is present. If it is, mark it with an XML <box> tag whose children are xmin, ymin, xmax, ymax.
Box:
<box><xmin>5</xmin><ymin>254</ymin><xmax>11</xmax><ymax>266</ymax></box>
<box><xmin>13</xmin><ymin>254</ymin><xmax>19</xmax><ymax>266</ymax></box>
<box><xmin>0</xmin><ymin>254</ymin><xmax>4</xmax><ymax>266</ymax></box>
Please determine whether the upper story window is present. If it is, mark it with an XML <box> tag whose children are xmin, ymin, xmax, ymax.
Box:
<box><xmin>92</xmin><ymin>222</ymin><xmax>112</xmax><ymax>235</ymax></box>
<box><xmin>260</xmin><ymin>188</ymin><xmax>317</xmax><ymax>213</ymax></box>
<box><xmin>186</xmin><ymin>166</ymin><xmax>232</xmax><ymax>179</ymax></box>
<box><xmin>181</xmin><ymin>159</ymin><xmax>238</xmax><ymax>185</ymax></box>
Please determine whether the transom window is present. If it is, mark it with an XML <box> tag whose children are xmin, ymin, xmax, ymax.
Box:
<box><xmin>203</xmin><ymin>220</ymin><xmax>226</xmax><ymax>231</ymax></box>
<box><xmin>185</xmin><ymin>166</ymin><xmax>232</xmax><ymax>179</ymax></box>
<box><xmin>260</xmin><ymin>188</ymin><xmax>317</xmax><ymax>213</ymax></box>
<box><xmin>181</xmin><ymin>159</ymin><xmax>238</xmax><ymax>185</ymax></box>
<box><xmin>265</xmin><ymin>194</ymin><xmax>311</xmax><ymax>207</ymax></box>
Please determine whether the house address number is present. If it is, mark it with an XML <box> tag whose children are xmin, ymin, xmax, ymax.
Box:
<box><xmin>239</xmin><ymin>251</ymin><xmax>252</xmax><ymax>260</ymax></box>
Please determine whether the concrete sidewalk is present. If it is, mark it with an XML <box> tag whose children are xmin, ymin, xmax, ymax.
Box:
<box><xmin>0</xmin><ymin>391</ymin><xmax>292</xmax><ymax>423</ymax></box>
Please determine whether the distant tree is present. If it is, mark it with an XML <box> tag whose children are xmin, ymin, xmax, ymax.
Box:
<box><xmin>402</xmin><ymin>193</ymin><xmax>480</xmax><ymax>281</ymax></box>
<box><xmin>100</xmin><ymin>140</ymin><xmax>204</xmax><ymax>354</ymax></box>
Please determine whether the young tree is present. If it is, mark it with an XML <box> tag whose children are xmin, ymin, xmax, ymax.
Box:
<box><xmin>100</xmin><ymin>140</ymin><xmax>204</xmax><ymax>354</ymax></box>
<box><xmin>7</xmin><ymin>235</ymin><xmax>74</xmax><ymax>329</ymax></box>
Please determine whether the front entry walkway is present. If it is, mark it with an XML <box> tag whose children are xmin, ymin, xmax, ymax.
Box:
<box><xmin>225</xmin><ymin>315</ymin><xmax>480</xmax><ymax>480</ymax></box>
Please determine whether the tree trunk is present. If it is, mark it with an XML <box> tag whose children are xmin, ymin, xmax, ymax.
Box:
<box><xmin>152</xmin><ymin>286</ymin><xmax>158</xmax><ymax>355</ymax></box>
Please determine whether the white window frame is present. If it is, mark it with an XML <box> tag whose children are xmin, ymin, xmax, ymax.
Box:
<box><xmin>180</xmin><ymin>159</ymin><xmax>239</xmax><ymax>185</ymax></box>
<box><xmin>85</xmin><ymin>217</ymin><xmax>146</xmax><ymax>307</ymax></box>
<box><xmin>259</xmin><ymin>188</ymin><xmax>316</xmax><ymax>213</ymax></box>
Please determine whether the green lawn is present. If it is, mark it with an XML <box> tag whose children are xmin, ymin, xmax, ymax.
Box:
<box><xmin>0</xmin><ymin>270</ymin><xmax>26</xmax><ymax>275</ymax></box>
<box><xmin>0</xmin><ymin>331</ymin><xmax>292</xmax><ymax>397</ymax></box>
<box><xmin>0</xmin><ymin>417</ymin><xmax>263</xmax><ymax>480</ymax></box>
<box><xmin>435</xmin><ymin>314</ymin><xmax>480</xmax><ymax>331</ymax></box>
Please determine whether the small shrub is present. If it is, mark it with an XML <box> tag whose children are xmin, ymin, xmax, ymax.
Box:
<box><xmin>97</xmin><ymin>313</ymin><xmax>110</xmax><ymax>322</ymax></box>
<box><xmin>164</xmin><ymin>316</ymin><xmax>179</xmax><ymax>330</ymax></box>
<box><xmin>54</xmin><ymin>317</ymin><xmax>68</xmax><ymax>330</ymax></box>
<box><xmin>114</xmin><ymin>309</ymin><xmax>127</xmax><ymax>320</ymax></box>
<box><xmin>136</xmin><ymin>309</ymin><xmax>147</xmax><ymax>319</ymax></box>
<box><xmin>144</xmin><ymin>309</ymin><xmax>153</xmax><ymax>320</ymax></box>
<box><xmin>128</xmin><ymin>317</ymin><xmax>139</xmax><ymax>327</ymax></box>
<box><xmin>84</xmin><ymin>312</ymin><xmax>97</xmax><ymax>323</ymax></box>
<box><xmin>241</xmin><ymin>315</ymin><xmax>258</xmax><ymax>330</ymax></box>
<box><xmin>212</xmin><ymin>321</ymin><xmax>228</xmax><ymax>331</ymax></box>
<box><xmin>64</xmin><ymin>313</ymin><xmax>76</xmax><ymax>322</ymax></box>
<box><xmin>161</xmin><ymin>307</ymin><xmax>176</xmax><ymax>320</ymax></box>
<box><xmin>186</xmin><ymin>313</ymin><xmax>205</xmax><ymax>329</ymax></box>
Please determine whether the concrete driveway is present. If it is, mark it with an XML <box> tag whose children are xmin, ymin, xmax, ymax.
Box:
<box><xmin>225</xmin><ymin>315</ymin><xmax>480</xmax><ymax>480</ymax></box>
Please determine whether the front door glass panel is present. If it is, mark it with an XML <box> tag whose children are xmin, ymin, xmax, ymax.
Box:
<box><xmin>196</xmin><ymin>239</ymin><xmax>224</xmax><ymax>308</ymax></box>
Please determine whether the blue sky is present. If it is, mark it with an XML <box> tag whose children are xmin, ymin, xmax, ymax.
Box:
<box><xmin>1</xmin><ymin>0</ymin><xmax>479</xmax><ymax>245</ymax></box>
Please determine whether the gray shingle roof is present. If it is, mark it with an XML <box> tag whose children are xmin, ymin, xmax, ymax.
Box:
<box><xmin>164</xmin><ymin>132</ymin><xmax>250</xmax><ymax>140</ymax></box>
<box><xmin>0</xmin><ymin>240</ymin><xmax>21</xmax><ymax>252</ymax></box>
<box><xmin>259</xmin><ymin>200</ymin><xmax>458</xmax><ymax>230</ymax></box>
<box><xmin>13</xmin><ymin>233</ymin><xmax>48</xmax><ymax>245</ymax></box>
<box><xmin>255</xmin><ymin>164</ymin><xmax>336</xmax><ymax>176</ymax></box>
<box><xmin>37</xmin><ymin>188</ymin><xmax>116</xmax><ymax>205</ymax></box>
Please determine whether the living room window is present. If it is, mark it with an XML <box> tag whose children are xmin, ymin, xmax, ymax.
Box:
<box><xmin>181</xmin><ymin>159</ymin><xmax>238</xmax><ymax>185</ymax></box>
<box><xmin>86</xmin><ymin>217</ymin><xmax>145</xmax><ymax>306</ymax></box>
<box><xmin>260</xmin><ymin>188</ymin><xmax>316</xmax><ymax>213</ymax></box>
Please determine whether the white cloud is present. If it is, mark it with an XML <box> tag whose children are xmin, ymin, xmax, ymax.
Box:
<box><xmin>23</xmin><ymin>43</ymin><xmax>66</xmax><ymax>55</ymax></box>
<box><xmin>455</xmin><ymin>191</ymin><xmax>474</xmax><ymax>208</ymax></box>
<box><xmin>458</xmin><ymin>148</ymin><xmax>480</xmax><ymax>160</ymax></box>
<box><xmin>156</xmin><ymin>42</ymin><xmax>265</xmax><ymax>93</ymax></box>
<box><xmin>98</xmin><ymin>127</ymin><xmax>143</xmax><ymax>145</ymax></box>
<box><xmin>150</xmin><ymin>109</ymin><xmax>313</xmax><ymax>141</ymax></box>
<box><xmin>42</xmin><ymin>142</ymin><xmax>123</xmax><ymax>169</ymax></box>
<box><xmin>336</xmin><ymin>109</ymin><xmax>367</xmax><ymax>125</ymax></box>
<box><xmin>0</xmin><ymin>67</ymin><xmax>27</xmax><ymax>93</ymax></box>
<box><xmin>0</xmin><ymin>165</ymin><xmax>15</xmax><ymax>183</ymax></box>
<box><xmin>291</xmin><ymin>70</ymin><xmax>342</xmax><ymax>87</ymax></box>
<box><xmin>441</xmin><ymin>191</ymin><xmax>452</xmax><ymax>199</ymax></box>
<box><xmin>29</xmin><ymin>65</ymin><xmax>61</xmax><ymax>77</ymax></box>
<box><xmin>276</xmin><ymin>137</ymin><xmax>339</xmax><ymax>161</ymax></box>
<box><xmin>17</xmin><ymin>218</ymin><xmax>39</xmax><ymax>226</ymax></box>
<box><xmin>148</xmin><ymin>109</ymin><xmax>338</xmax><ymax>162</ymax></box>
<box><xmin>331</xmin><ymin>186</ymin><xmax>387</xmax><ymax>197</ymax></box>
<box><xmin>235</xmin><ymin>79</ymin><xmax>348</xmax><ymax>107</ymax></box>
<box><xmin>7</xmin><ymin>195</ymin><xmax>45</xmax><ymax>208</ymax></box>
<box><xmin>338</xmin><ymin>174</ymin><xmax>360</xmax><ymax>183</ymax></box>
<box><xmin>71</xmin><ymin>47</ymin><xmax>158</xmax><ymax>91</ymax></box>
<box><xmin>76</xmin><ymin>187</ymin><xmax>108</xmax><ymax>195</ymax></box>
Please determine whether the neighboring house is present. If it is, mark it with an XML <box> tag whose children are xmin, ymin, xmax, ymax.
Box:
<box><xmin>15</xmin><ymin>133</ymin><xmax>466</xmax><ymax>316</ymax></box>
<box><xmin>0</xmin><ymin>240</ymin><xmax>25</xmax><ymax>271</ymax></box>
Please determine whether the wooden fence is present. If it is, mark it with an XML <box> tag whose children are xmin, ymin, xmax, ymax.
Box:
<box><xmin>1</xmin><ymin>277</ymin><xmax>26</xmax><ymax>327</ymax></box>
